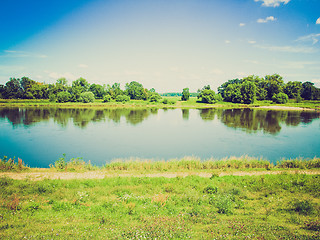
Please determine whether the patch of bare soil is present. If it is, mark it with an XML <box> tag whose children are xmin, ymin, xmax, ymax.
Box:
<box><xmin>1</xmin><ymin>169</ymin><xmax>319</xmax><ymax>181</ymax></box>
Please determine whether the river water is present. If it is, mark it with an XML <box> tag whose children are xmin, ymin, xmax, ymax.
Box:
<box><xmin>0</xmin><ymin>107</ymin><xmax>319</xmax><ymax>167</ymax></box>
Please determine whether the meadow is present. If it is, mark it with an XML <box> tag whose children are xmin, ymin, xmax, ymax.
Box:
<box><xmin>0</xmin><ymin>157</ymin><xmax>319</xmax><ymax>239</ymax></box>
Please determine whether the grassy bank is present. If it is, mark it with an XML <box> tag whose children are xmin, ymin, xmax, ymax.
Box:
<box><xmin>0</xmin><ymin>173</ymin><xmax>319</xmax><ymax>239</ymax></box>
<box><xmin>1</xmin><ymin>98</ymin><xmax>320</xmax><ymax>110</ymax></box>
<box><xmin>1</xmin><ymin>156</ymin><xmax>320</xmax><ymax>173</ymax></box>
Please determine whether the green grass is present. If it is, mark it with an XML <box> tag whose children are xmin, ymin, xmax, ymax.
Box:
<box><xmin>0</xmin><ymin>174</ymin><xmax>319</xmax><ymax>239</ymax></box>
<box><xmin>1</xmin><ymin>98</ymin><xmax>319</xmax><ymax>110</ymax></box>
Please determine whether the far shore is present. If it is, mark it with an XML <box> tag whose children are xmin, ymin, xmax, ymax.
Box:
<box><xmin>1</xmin><ymin>98</ymin><xmax>320</xmax><ymax>111</ymax></box>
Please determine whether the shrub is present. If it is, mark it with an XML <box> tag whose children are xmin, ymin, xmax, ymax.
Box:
<box><xmin>103</xmin><ymin>94</ymin><xmax>112</xmax><ymax>102</ymax></box>
<box><xmin>203</xmin><ymin>186</ymin><xmax>218</xmax><ymax>194</ymax></box>
<box><xmin>49</xmin><ymin>93</ymin><xmax>57</xmax><ymax>102</ymax></box>
<box><xmin>292</xmin><ymin>199</ymin><xmax>314</xmax><ymax>215</ymax></box>
<box><xmin>149</xmin><ymin>93</ymin><xmax>161</xmax><ymax>102</ymax></box>
<box><xmin>272</xmin><ymin>92</ymin><xmax>288</xmax><ymax>104</ymax></box>
<box><xmin>162</xmin><ymin>98</ymin><xmax>168</xmax><ymax>104</ymax></box>
<box><xmin>57</xmin><ymin>91</ymin><xmax>71</xmax><ymax>103</ymax></box>
<box><xmin>115</xmin><ymin>94</ymin><xmax>130</xmax><ymax>102</ymax></box>
<box><xmin>54</xmin><ymin>154</ymin><xmax>67</xmax><ymax>170</ymax></box>
<box><xmin>80</xmin><ymin>91</ymin><xmax>95</xmax><ymax>103</ymax></box>
<box><xmin>215</xmin><ymin>194</ymin><xmax>234</xmax><ymax>215</ymax></box>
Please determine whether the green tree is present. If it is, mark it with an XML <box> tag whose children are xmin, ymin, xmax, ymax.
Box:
<box><xmin>265</xmin><ymin>74</ymin><xmax>284</xmax><ymax>100</ymax></box>
<box><xmin>198</xmin><ymin>89</ymin><xmax>217</xmax><ymax>104</ymax></box>
<box><xmin>89</xmin><ymin>84</ymin><xmax>106</xmax><ymax>99</ymax></box>
<box><xmin>149</xmin><ymin>92</ymin><xmax>161</xmax><ymax>102</ymax></box>
<box><xmin>284</xmin><ymin>81</ymin><xmax>302</xmax><ymax>99</ymax></box>
<box><xmin>272</xmin><ymin>92</ymin><xmax>288</xmax><ymax>104</ymax></box>
<box><xmin>224</xmin><ymin>83</ymin><xmax>242</xmax><ymax>103</ymax></box>
<box><xmin>181</xmin><ymin>88</ymin><xmax>190</xmax><ymax>101</ymax></box>
<box><xmin>240</xmin><ymin>80</ymin><xmax>256</xmax><ymax>104</ymax></box>
<box><xmin>3</xmin><ymin>78</ymin><xmax>23</xmax><ymax>99</ymax></box>
<box><xmin>301</xmin><ymin>81</ymin><xmax>319</xmax><ymax>100</ymax></box>
<box><xmin>218</xmin><ymin>79</ymin><xmax>241</xmax><ymax>99</ymax></box>
<box><xmin>80</xmin><ymin>92</ymin><xmax>95</xmax><ymax>103</ymax></box>
<box><xmin>125</xmin><ymin>81</ymin><xmax>148</xmax><ymax>100</ymax></box>
<box><xmin>57</xmin><ymin>91</ymin><xmax>71</xmax><ymax>103</ymax></box>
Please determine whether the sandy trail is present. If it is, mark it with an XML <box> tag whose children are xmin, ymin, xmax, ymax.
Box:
<box><xmin>1</xmin><ymin>169</ymin><xmax>319</xmax><ymax>181</ymax></box>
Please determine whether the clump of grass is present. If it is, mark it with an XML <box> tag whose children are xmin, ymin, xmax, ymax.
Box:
<box><xmin>291</xmin><ymin>199</ymin><xmax>315</xmax><ymax>215</ymax></box>
<box><xmin>50</xmin><ymin>154</ymin><xmax>96</xmax><ymax>171</ymax></box>
<box><xmin>0</xmin><ymin>156</ymin><xmax>28</xmax><ymax>172</ymax></box>
<box><xmin>277</xmin><ymin>157</ymin><xmax>320</xmax><ymax>169</ymax></box>
<box><xmin>104</xmin><ymin>156</ymin><xmax>273</xmax><ymax>171</ymax></box>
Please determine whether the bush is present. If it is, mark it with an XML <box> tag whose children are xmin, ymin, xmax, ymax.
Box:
<box><xmin>162</xmin><ymin>98</ymin><xmax>168</xmax><ymax>104</ymax></box>
<box><xmin>272</xmin><ymin>92</ymin><xmax>288</xmax><ymax>104</ymax></box>
<box><xmin>215</xmin><ymin>194</ymin><xmax>234</xmax><ymax>215</ymax></box>
<box><xmin>292</xmin><ymin>199</ymin><xmax>314</xmax><ymax>215</ymax></box>
<box><xmin>115</xmin><ymin>94</ymin><xmax>130</xmax><ymax>102</ymax></box>
<box><xmin>80</xmin><ymin>92</ymin><xmax>95</xmax><ymax>103</ymax></box>
<box><xmin>149</xmin><ymin>93</ymin><xmax>161</xmax><ymax>102</ymax></box>
<box><xmin>49</xmin><ymin>93</ymin><xmax>57</xmax><ymax>102</ymax></box>
<box><xmin>57</xmin><ymin>91</ymin><xmax>71</xmax><ymax>103</ymax></box>
<box><xmin>103</xmin><ymin>94</ymin><xmax>112</xmax><ymax>103</ymax></box>
<box><xmin>203</xmin><ymin>186</ymin><xmax>218</xmax><ymax>194</ymax></box>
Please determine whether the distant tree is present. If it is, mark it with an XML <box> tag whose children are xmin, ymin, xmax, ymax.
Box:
<box><xmin>198</xmin><ymin>89</ymin><xmax>218</xmax><ymax>104</ymax></box>
<box><xmin>218</xmin><ymin>79</ymin><xmax>241</xmax><ymax>99</ymax></box>
<box><xmin>89</xmin><ymin>84</ymin><xmax>106</xmax><ymax>99</ymax></box>
<box><xmin>181</xmin><ymin>88</ymin><xmax>190</xmax><ymax>101</ymax></box>
<box><xmin>301</xmin><ymin>81</ymin><xmax>320</xmax><ymax>100</ymax></box>
<box><xmin>284</xmin><ymin>81</ymin><xmax>302</xmax><ymax>99</ymax></box>
<box><xmin>115</xmin><ymin>94</ymin><xmax>130</xmax><ymax>102</ymax></box>
<box><xmin>106</xmin><ymin>83</ymin><xmax>123</xmax><ymax>99</ymax></box>
<box><xmin>57</xmin><ymin>91</ymin><xmax>71</xmax><ymax>103</ymax></box>
<box><xmin>265</xmin><ymin>74</ymin><xmax>284</xmax><ymax>100</ymax></box>
<box><xmin>103</xmin><ymin>94</ymin><xmax>112</xmax><ymax>102</ymax></box>
<box><xmin>125</xmin><ymin>81</ymin><xmax>148</xmax><ymax>100</ymax></box>
<box><xmin>80</xmin><ymin>92</ymin><xmax>95</xmax><ymax>103</ymax></box>
<box><xmin>224</xmin><ymin>83</ymin><xmax>242</xmax><ymax>103</ymax></box>
<box><xmin>3</xmin><ymin>78</ymin><xmax>23</xmax><ymax>99</ymax></box>
<box><xmin>240</xmin><ymin>80</ymin><xmax>256</xmax><ymax>104</ymax></box>
<box><xmin>272</xmin><ymin>92</ymin><xmax>288</xmax><ymax>104</ymax></box>
<box><xmin>149</xmin><ymin>92</ymin><xmax>161</xmax><ymax>102</ymax></box>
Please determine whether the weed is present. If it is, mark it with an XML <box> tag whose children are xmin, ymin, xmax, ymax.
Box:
<box><xmin>291</xmin><ymin>199</ymin><xmax>314</xmax><ymax>215</ymax></box>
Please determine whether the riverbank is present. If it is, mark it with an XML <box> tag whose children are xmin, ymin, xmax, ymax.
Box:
<box><xmin>0</xmin><ymin>171</ymin><xmax>319</xmax><ymax>239</ymax></box>
<box><xmin>1</xmin><ymin>98</ymin><xmax>320</xmax><ymax>110</ymax></box>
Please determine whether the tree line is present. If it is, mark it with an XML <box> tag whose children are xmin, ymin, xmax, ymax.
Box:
<box><xmin>184</xmin><ymin>73</ymin><xmax>320</xmax><ymax>104</ymax></box>
<box><xmin>0</xmin><ymin>77</ymin><xmax>161</xmax><ymax>103</ymax></box>
<box><xmin>0</xmin><ymin>73</ymin><xmax>319</xmax><ymax>104</ymax></box>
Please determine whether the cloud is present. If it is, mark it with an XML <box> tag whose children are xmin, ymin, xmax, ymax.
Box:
<box><xmin>254</xmin><ymin>0</ymin><xmax>290</xmax><ymax>7</ymax></box>
<box><xmin>317</xmin><ymin>18</ymin><xmax>320</xmax><ymax>24</ymax></box>
<box><xmin>239</xmin><ymin>23</ymin><xmax>245</xmax><ymax>27</ymax></box>
<box><xmin>296</xmin><ymin>33</ymin><xmax>320</xmax><ymax>45</ymax></box>
<box><xmin>255</xmin><ymin>45</ymin><xmax>317</xmax><ymax>53</ymax></box>
<box><xmin>2</xmin><ymin>50</ymin><xmax>47</xmax><ymax>58</ymax></box>
<box><xmin>257</xmin><ymin>16</ymin><xmax>276</xmax><ymax>23</ymax></box>
<box><xmin>45</xmin><ymin>71</ymin><xmax>78</xmax><ymax>81</ymax></box>
<box><xmin>248</xmin><ymin>40</ymin><xmax>256</xmax><ymax>44</ymax></box>
<box><xmin>78</xmin><ymin>64</ymin><xmax>88</xmax><ymax>68</ymax></box>
<box><xmin>225</xmin><ymin>40</ymin><xmax>231</xmax><ymax>44</ymax></box>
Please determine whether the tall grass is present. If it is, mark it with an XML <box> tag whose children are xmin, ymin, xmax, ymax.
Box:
<box><xmin>0</xmin><ymin>156</ymin><xmax>28</xmax><ymax>172</ymax></box>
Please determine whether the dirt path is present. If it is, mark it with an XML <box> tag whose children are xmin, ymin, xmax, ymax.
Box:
<box><xmin>1</xmin><ymin>169</ymin><xmax>319</xmax><ymax>181</ymax></box>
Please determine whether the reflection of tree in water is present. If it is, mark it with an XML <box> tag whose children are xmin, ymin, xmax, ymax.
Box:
<box><xmin>199</xmin><ymin>108</ymin><xmax>320</xmax><ymax>134</ymax></box>
<box><xmin>182</xmin><ymin>109</ymin><xmax>189</xmax><ymax>120</ymax></box>
<box><xmin>0</xmin><ymin>107</ymin><xmax>158</xmax><ymax>128</ymax></box>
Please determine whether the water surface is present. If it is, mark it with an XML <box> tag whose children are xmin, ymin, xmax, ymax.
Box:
<box><xmin>1</xmin><ymin>107</ymin><xmax>319</xmax><ymax>167</ymax></box>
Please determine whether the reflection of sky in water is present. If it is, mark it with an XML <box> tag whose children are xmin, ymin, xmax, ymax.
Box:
<box><xmin>0</xmin><ymin>108</ymin><xmax>319</xmax><ymax>167</ymax></box>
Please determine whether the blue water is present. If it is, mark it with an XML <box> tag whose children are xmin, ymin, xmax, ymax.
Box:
<box><xmin>1</xmin><ymin>107</ymin><xmax>319</xmax><ymax>167</ymax></box>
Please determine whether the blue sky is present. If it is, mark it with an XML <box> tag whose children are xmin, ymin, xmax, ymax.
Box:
<box><xmin>0</xmin><ymin>0</ymin><xmax>320</xmax><ymax>92</ymax></box>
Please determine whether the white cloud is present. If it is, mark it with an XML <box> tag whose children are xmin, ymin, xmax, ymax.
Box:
<box><xmin>78</xmin><ymin>64</ymin><xmax>88</xmax><ymax>68</ymax></box>
<box><xmin>248</xmin><ymin>40</ymin><xmax>256</xmax><ymax>44</ymax></box>
<box><xmin>296</xmin><ymin>33</ymin><xmax>320</xmax><ymax>45</ymax></box>
<box><xmin>257</xmin><ymin>16</ymin><xmax>276</xmax><ymax>23</ymax></box>
<box><xmin>239</xmin><ymin>23</ymin><xmax>245</xmax><ymax>27</ymax></box>
<box><xmin>255</xmin><ymin>45</ymin><xmax>317</xmax><ymax>53</ymax></box>
<box><xmin>46</xmin><ymin>71</ymin><xmax>78</xmax><ymax>81</ymax></box>
<box><xmin>317</xmin><ymin>18</ymin><xmax>320</xmax><ymax>24</ymax></box>
<box><xmin>210</xmin><ymin>68</ymin><xmax>224</xmax><ymax>75</ymax></box>
<box><xmin>2</xmin><ymin>50</ymin><xmax>47</xmax><ymax>58</ymax></box>
<box><xmin>225</xmin><ymin>40</ymin><xmax>231</xmax><ymax>44</ymax></box>
<box><xmin>254</xmin><ymin>0</ymin><xmax>290</xmax><ymax>7</ymax></box>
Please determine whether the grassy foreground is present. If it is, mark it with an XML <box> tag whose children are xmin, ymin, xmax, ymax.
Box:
<box><xmin>0</xmin><ymin>173</ymin><xmax>319</xmax><ymax>239</ymax></box>
<box><xmin>1</xmin><ymin>98</ymin><xmax>320</xmax><ymax>110</ymax></box>
<box><xmin>0</xmin><ymin>157</ymin><xmax>320</xmax><ymax>239</ymax></box>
